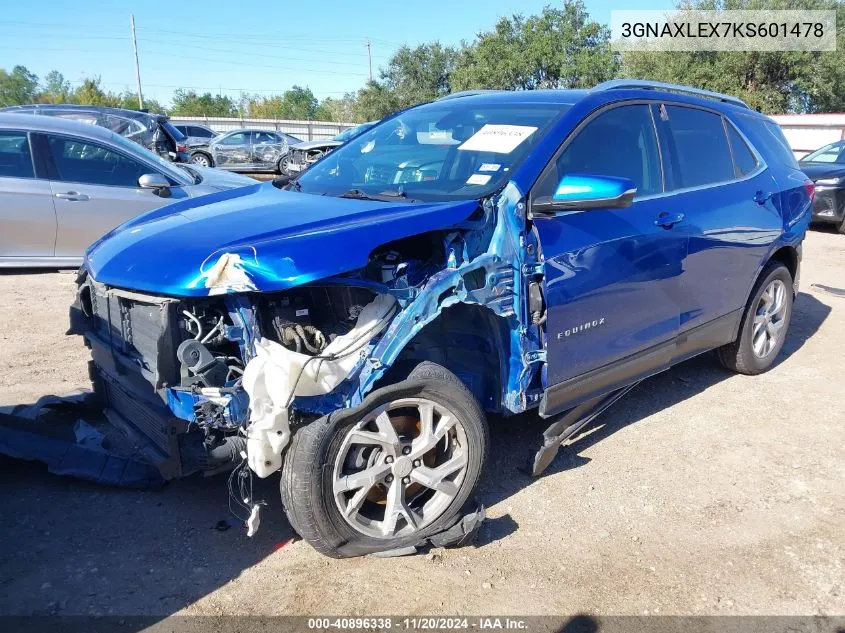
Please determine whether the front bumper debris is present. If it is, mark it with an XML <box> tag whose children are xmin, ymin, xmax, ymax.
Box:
<box><xmin>0</xmin><ymin>390</ymin><xmax>164</xmax><ymax>489</ymax></box>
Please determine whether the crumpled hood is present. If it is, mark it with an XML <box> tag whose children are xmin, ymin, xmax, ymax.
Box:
<box><xmin>85</xmin><ymin>182</ymin><xmax>479</xmax><ymax>297</ymax></box>
<box><xmin>292</xmin><ymin>139</ymin><xmax>342</xmax><ymax>151</ymax></box>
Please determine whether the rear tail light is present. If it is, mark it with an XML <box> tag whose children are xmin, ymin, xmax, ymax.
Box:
<box><xmin>176</xmin><ymin>143</ymin><xmax>187</xmax><ymax>153</ymax></box>
<box><xmin>804</xmin><ymin>179</ymin><xmax>815</xmax><ymax>204</ymax></box>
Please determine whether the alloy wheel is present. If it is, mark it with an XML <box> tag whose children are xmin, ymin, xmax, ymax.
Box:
<box><xmin>191</xmin><ymin>154</ymin><xmax>210</xmax><ymax>167</ymax></box>
<box><xmin>752</xmin><ymin>279</ymin><xmax>787</xmax><ymax>358</ymax></box>
<box><xmin>332</xmin><ymin>398</ymin><xmax>469</xmax><ymax>539</ymax></box>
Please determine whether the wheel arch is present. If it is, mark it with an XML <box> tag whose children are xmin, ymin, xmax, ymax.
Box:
<box><xmin>372</xmin><ymin>302</ymin><xmax>511</xmax><ymax>414</ymax></box>
<box><xmin>768</xmin><ymin>244</ymin><xmax>799</xmax><ymax>284</ymax></box>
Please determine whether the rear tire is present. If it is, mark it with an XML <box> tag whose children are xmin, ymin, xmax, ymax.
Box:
<box><xmin>717</xmin><ymin>261</ymin><xmax>793</xmax><ymax>375</ymax></box>
<box><xmin>838</xmin><ymin>216</ymin><xmax>845</xmax><ymax>235</ymax></box>
<box><xmin>280</xmin><ymin>361</ymin><xmax>488</xmax><ymax>558</ymax></box>
<box><xmin>190</xmin><ymin>152</ymin><xmax>213</xmax><ymax>168</ymax></box>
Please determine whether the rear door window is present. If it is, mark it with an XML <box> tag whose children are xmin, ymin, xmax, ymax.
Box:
<box><xmin>46</xmin><ymin>135</ymin><xmax>149</xmax><ymax>187</ymax></box>
<box><xmin>253</xmin><ymin>132</ymin><xmax>277</xmax><ymax>144</ymax></box>
<box><xmin>663</xmin><ymin>106</ymin><xmax>734</xmax><ymax>189</ymax></box>
<box><xmin>0</xmin><ymin>132</ymin><xmax>35</xmax><ymax>179</ymax></box>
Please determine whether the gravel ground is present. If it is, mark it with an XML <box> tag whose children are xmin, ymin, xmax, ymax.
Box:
<box><xmin>0</xmin><ymin>229</ymin><xmax>843</xmax><ymax>618</ymax></box>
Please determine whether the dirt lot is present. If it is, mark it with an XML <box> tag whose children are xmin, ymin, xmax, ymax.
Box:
<box><xmin>0</xmin><ymin>229</ymin><xmax>843</xmax><ymax>618</ymax></box>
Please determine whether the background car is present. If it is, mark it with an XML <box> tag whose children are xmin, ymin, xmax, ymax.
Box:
<box><xmin>0</xmin><ymin>103</ymin><xmax>190</xmax><ymax>162</ymax></box>
<box><xmin>798</xmin><ymin>140</ymin><xmax>845</xmax><ymax>233</ymax></box>
<box><xmin>279</xmin><ymin>121</ymin><xmax>378</xmax><ymax>176</ymax></box>
<box><xmin>0</xmin><ymin>113</ymin><xmax>255</xmax><ymax>267</ymax></box>
<box><xmin>174</xmin><ymin>123</ymin><xmax>218</xmax><ymax>146</ymax></box>
<box><xmin>188</xmin><ymin>128</ymin><xmax>301</xmax><ymax>173</ymax></box>
<box><xmin>279</xmin><ymin>120</ymin><xmax>377</xmax><ymax>175</ymax></box>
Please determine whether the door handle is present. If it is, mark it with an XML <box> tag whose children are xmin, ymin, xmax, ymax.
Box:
<box><xmin>654</xmin><ymin>212</ymin><xmax>684</xmax><ymax>228</ymax></box>
<box><xmin>753</xmin><ymin>190</ymin><xmax>772</xmax><ymax>205</ymax></box>
<box><xmin>54</xmin><ymin>191</ymin><xmax>90</xmax><ymax>201</ymax></box>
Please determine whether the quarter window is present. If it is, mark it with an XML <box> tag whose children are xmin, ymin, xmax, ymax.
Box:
<box><xmin>536</xmin><ymin>104</ymin><xmax>663</xmax><ymax>199</ymax></box>
<box><xmin>664</xmin><ymin>106</ymin><xmax>734</xmax><ymax>188</ymax></box>
<box><xmin>726</xmin><ymin>123</ymin><xmax>758</xmax><ymax>176</ymax></box>
<box><xmin>0</xmin><ymin>132</ymin><xmax>34</xmax><ymax>179</ymax></box>
<box><xmin>47</xmin><ymin>135</ymin><xmax>150</xmax><ymax>187</ymax></box>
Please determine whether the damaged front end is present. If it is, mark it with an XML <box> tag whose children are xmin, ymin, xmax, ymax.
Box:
<box><xmin>69</xmin><ymin>269</ymin><xmax>398</xmax><ymax>482</ymax></box>
<box><xmin>64</xmin><ymin>180</ymin><xmax>545</xmax><ymax>551</ymax></box>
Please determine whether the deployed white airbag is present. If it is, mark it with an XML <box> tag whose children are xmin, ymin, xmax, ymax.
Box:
<box><xmin>242</xmin><ymin>293</ymin><xmax>397</xmax><ymax>478</ymax></box>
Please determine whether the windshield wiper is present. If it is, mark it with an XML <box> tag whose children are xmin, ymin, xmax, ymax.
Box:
<box><xmin>272</xmin><ymin>174</ymin><xmax>301</xmax><ymax>191</ymax></box>
<box><xmin>177</xmin><ymin>164</ymin><xmax>201</xmax><ymax>184</ymax></box>
<box><xmin>337</xmin><ymin>189</ymin><xmax>420</xmax><ymax>202</ymax></box>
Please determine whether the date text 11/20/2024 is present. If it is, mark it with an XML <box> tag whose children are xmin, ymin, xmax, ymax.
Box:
<box><xmin>307</xmin><ymin>617</ymin><xmax>528</xmax><ymax>630</ymax></box>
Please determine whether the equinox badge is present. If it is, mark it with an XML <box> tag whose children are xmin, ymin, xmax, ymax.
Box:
<box><xmin>557</xmin><ymin>317</ymin><xmax>606</xmax><ymax>340</ymax></box>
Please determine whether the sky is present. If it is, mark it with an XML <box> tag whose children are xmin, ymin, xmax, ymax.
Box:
<box><xmin>0</xmin><ymin>0</ymin><xmax>674</xmax><ymax>107</ymax></box>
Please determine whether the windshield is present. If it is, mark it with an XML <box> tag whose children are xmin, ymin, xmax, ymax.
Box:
<box><xmin>106</xmin><ymin>130</ymin><xmax>191</xmax><ymax>185</ymax></box>
<box><xmin>333</xmin><ymin>122</ymin><xmax>375</xmax><ymax>142</ymax></box>
<box><xmin>296</xmin><ymin>103</ymin><xmax>566</xmax><ymax>201</ymax></box>
<box><xmin>801</xmin><ymin>142</ymin><xmax>845</xmax><ymax>164</ymax></box>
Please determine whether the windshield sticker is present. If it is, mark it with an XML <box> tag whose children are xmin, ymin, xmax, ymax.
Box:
<box><xmin>458</xmin><ymin>125</ymin><xmax>538</xmax><ymax>154</ymax></box>
<box><xmin>466</xmin><ymin>173</ymin><xmax>492</xmax><ymax>185</ymax></box>
<box><xmin>478</xmin><ymin>163</ymin><xmax>501</xmax><ymax>172</ymax></box>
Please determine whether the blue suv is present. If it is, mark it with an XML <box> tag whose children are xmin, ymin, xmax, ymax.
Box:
<box><xmin>71</xmin><ymin>80</ymin><xmax>813</xmax><ymax>557</ymax></box>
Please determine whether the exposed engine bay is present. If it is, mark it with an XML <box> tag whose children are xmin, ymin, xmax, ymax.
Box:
<box><xmin>70</xmin><ymin>235</ymin><xmax>449</xmax><ymax>486</ymax></box>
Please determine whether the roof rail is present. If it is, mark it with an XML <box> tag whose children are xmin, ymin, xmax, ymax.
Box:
<box><xmin>593</xmin><ymin>80</ymin><xmax>749</xmax><ymax>109</ymax></box>
<box><xmin>437</xmin><ymin>90</ymin><xmax>503</xmax><ymax>101</ymax></box>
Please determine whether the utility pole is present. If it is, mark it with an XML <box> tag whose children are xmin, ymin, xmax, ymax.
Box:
<box><xmin>130</xmin><ymin>14</ymin><xmax>144</xmax><ymax>110</ymax></box>
<box><xmin>366</xmin><ymin>39</ymin><xmax>373</xmax><ymax>82</ymax></box>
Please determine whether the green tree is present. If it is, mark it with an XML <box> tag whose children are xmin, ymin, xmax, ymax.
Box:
<box><xmin>247</xmin><ymin>86</ymin><xmax>319</xmax><ymax>119</ymax></box>
<box><xmin>314</xmin><ymin>94</ymin><xmax>358</xmax><ymax>122</ymax></box>
<box><xmin>0</xmin><ymin>65</ymin><xmax>39</xmax><ymax>106</ymax></box>
<box><xmin>619</xmin><ymin>0</ymin><xmax>845</xmax><ymax>113</ymax></box>
<box><xmin>70</xmin><ymin>77</ymin><xmax>121</xmax><ymax>107</ymax></box>
<box><xmin>114</xmin><ymin>91</ymin><xmax>167</xmax><ymax>114</ymax></box>
<box><xmin>353</xmin><ymin>80</ymin><xmax>401</xmax><ymax>121</ymax></box>
<box><xmin>37</xmin><ymin>70</ymin><xmax>72</xmax><ymax>103</ymax></box>
<box><xmin>381</xmin><ymin>43</ymin><xmax>458</xmax><ymax>104</ymax></box>
<box><xmin>452</xmin><ymin>0</ymin><xmax>618</xmax><ymax>90</ymax></box>
<box><xmin>170</xmin><ymin>89</ymin><xmax>237</xmax><ymax>116</ymax></box>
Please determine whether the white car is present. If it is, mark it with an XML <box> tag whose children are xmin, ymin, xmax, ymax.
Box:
<box><xmin>0</xmin><ymin>113</ymin><xmax>256</xmax><ymax>268</ymax></box>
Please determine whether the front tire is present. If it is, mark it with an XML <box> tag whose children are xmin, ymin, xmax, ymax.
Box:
<box><xmin>281</xmin><ymin>362</ymin><xmax>488</xmax><ymax>558</ymax></box>
<box><xmin>717</xmin><ymin>261</ymin><xmax>793</xmax><ymax>375</ymax></box>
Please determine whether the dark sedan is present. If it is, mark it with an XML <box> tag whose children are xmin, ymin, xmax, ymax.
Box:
<box><xmin>799</xmin><ymin>141</ymin><xmax>845</xmax><ymax>233</ymax></box>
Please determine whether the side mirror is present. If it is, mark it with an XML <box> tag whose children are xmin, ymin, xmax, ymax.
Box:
<box><xmin>533</xmin><ymin>174</ymin><xmax>637</xmax><ymax>215</ymax></box>
<box><xmin>138</xmin><ymin>173</ymin><xmax>172</xmax><ymax>198</ymax></box>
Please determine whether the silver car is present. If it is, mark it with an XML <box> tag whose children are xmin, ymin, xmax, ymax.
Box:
<box><xmin>188</xmin><ymin>128</ymin><xmax>301</xmax><ymax>173</ymax></box>
<box><xmin>0</xmin><ymin>113</ymin><xmax>256</xmax><ymax>268</ymax></box>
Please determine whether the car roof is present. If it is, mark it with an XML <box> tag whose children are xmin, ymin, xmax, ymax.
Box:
<box><xmin>2</xmin><ymin>103</ymin><xmax>166</xmax><ymax>122</ymax></box>
<box><xmin>221</xmin><ymin>128</ymin><xmax>281</xmax><ymax>134</ymax></box>
<box><xmin>0</xmin><ymin>111</ymin><xmax>126</xmax><ymax>141</ymax></box>
<box><xmin>427</xmin><ymin>84</ymin><xmax>758</xmax><ymax>116</ymax></box>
